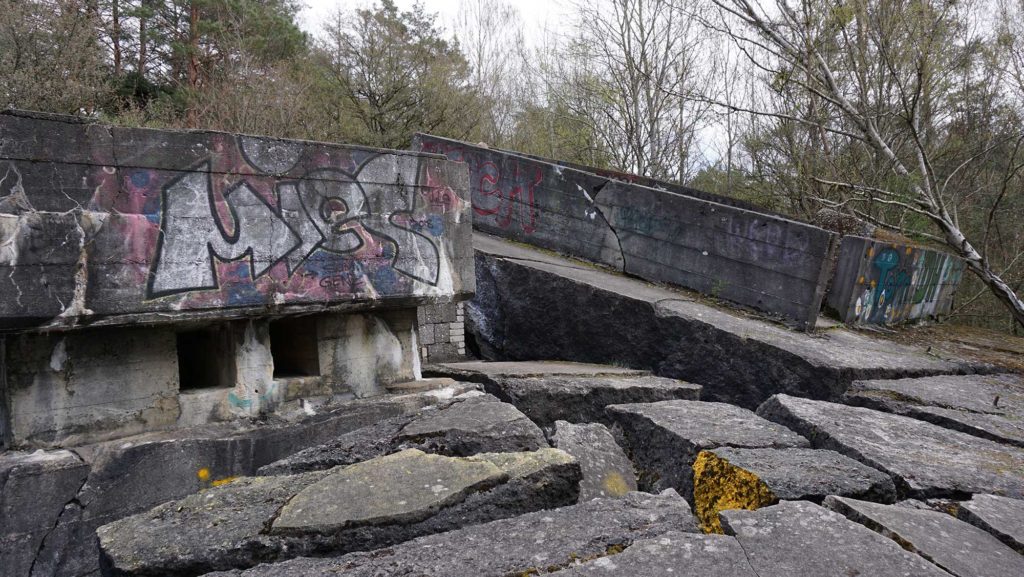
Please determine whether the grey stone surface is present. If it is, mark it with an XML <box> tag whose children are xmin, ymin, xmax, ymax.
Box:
<box><xmin>845</xmin><ymin>373</ymin><xmax>1024</xmax><ymax>447</ymax></box>
<box><xmin>704</xmin><ymin>447</ymin><xmax>897</xmax><ymax>503</ymax></box>
<box><xmin>546</xmin><ymin>531</ymin><xmax>758</xmax><ymax>576</ymax></box>
<box><xmin>720</xmin><ymin>500</ymin><xmax>950</xmax><ymax>577</ymax></box>
<box><xmin>0</xmin><ymin>450</ymin><xmax>90</xmax><ymax>577</ymax></box>
<box><xmin>272</xmin><ymin>450</ymin><xmax>505</xmax><ymax>534</ymax></box>
<box><xmin>826</xmin><ymin>496</ymin><xmax>1024</xmax><ymax>577</ymax></box>
<box><xmin>607</xmin><ymin>400</ymin><xmax>808</xmax><ymax>496</ymax></box>
<box><xmin>257</xmin><ymin>394</ymin><xmax>546</xmax><ymax>476</ymax></box>
<box><xmin>97</xmin><ymin>449</ymin><xmax>581</xmax><ymax>576</ymax></box>
<box><xmin>957</xmin><ymin>493</ymin><xmax>1024</xmax><ymax>553</ymax></box>
<box><xmin>551</xmin><ymin>421</ymin><xmax>638</xmax><ymax>500</ymax></box>
<box><xmin>205</xmin><ymin>491</ymin><xmax>697</xmax><ymax>577</ymax></box>
<box><xmin>395</xmin><ymin>394</ymin><xmax>548</xmax><ymax>455</ymax></box>
<box><xmin>426</xmin><ymin>361</ymin><xmax>701</xmax><ymax>426</ymax></box>
<box><xmin>469</xmin><ymin>233</ymin><xmax>979</xmax><ymax>408</ymax></box>
<box><xmin>758</xmin><ymin>394</ymin><xmax>1024</xmax><ymax>499</ymax></box>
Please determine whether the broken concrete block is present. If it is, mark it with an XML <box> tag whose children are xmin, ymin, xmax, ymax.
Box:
<box><xmin>692</xmin><ymin>447</ymin><xmax>896</xmax><ymax>533</ymax></box>
<box><xmin>844</xmin><ymin>373</ymin><xmax>1024</xmax><ymax>447</ymax></box>
<box><xmin>551</xmin><ymin>420</ymin><xmax>637</xmax><ymax>500</ymax></box>
<box><xmin>546</xmin><ymin>531</ymin><xmax>757</xmax><ymax>576</ymax></box>
<box><xmin>956</xmin><ymin>493</ymin><xmax>1024</xmax><ymax>554</ymax></box>
<box><xmin>97</xmin><ymin>449</ymin><xmax>581</xmax><ymax>576</ymax></box>
<box><xmin>757</xmin><ymin>394</ymin><xmax>1024</xmax><ymax>498</ymax></box>
<box><xmin>394</xmin><ymin>393</ymin><xmax>548</xmax><ymax>455</ymax></box>
<box><xmin>0</xmin><ymin>450</ymin><xmax>89</xmax><ymax>577</ymax></box>
<box><xmin>825</xmin><ymin>496</ymin><xmax>1024</xmax><ymax>577</ymax></box>
<box><xmin>606</xmin><ymin>400</ymin><xmax>808</xmax><ymax>496</ymax></box>
<box><xmin>720</xmin><ymin>501</ymin><xmax>949</xmax><ymax>577</ymax></box>
<box><xmin>205</xmin><ymin>491</ymin><xmax>697</xmax><ymax>577</ymax></box>
<box><xmin>257</xmin><ymin>394</ymin><xmax>547</xmax><ymax>476</ymax></box>
<box><xmin>428</xmin><ymin>361</ymin><xmax>702</xmax><ymax>426</ymax></box>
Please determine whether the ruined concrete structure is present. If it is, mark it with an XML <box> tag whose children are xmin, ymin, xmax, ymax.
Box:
<box><xmin>0</xmin><ymin>110</ymin><xmax>473</xmax><ymax>449</ymax></box>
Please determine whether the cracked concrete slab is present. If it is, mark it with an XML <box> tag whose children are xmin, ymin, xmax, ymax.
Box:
<box><xmin>204</xmin><ymin>491</ymin><xmax>697</xmax><ymax>577</ymax></box>
<box><xmin>546</xmin><ymin>531</ymin><xmax>758</xmax><ymax>576</ymax></box>
<box><xmin>956</xmin><ymin>493</ymin><xmax>1024</xmax><ymax>553</ymax></box>
<box><xmin>551</xmin><ymin>421</ymin><xmax>637</xmax><ymax>500</ymax></box>
<box><xmin>826</xmin><ymin>496</ymin><xmax>1024</xmax><ymax>577</ymax></box>
<box><xmin>758</xmin><ymin>394</ymin><xmax>1024</xmax><ymax>498</ymax></box>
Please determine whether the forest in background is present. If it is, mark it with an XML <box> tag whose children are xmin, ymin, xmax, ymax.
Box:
<box><xmin>2</xmin><ymin>0</ymin><xmax>1022</xmax><ymax>333</ymax></box>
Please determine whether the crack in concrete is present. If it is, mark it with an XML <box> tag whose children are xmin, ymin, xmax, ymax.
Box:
<box><xmin>586</xmin><ymin>179</ymin><xmax>626</xmax><ymax>273</ymax></box>
<box><xmin>27</xmin><ymin>448</ymin><xmax>90</xmax><ymax>577</ymax></box>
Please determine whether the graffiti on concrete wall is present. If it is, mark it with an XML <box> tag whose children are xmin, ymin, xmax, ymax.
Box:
<box><xmin>86</xmin><ymin>134</ymin><xmax>466</xmax><ymax>310</ymax></box>
<box><xmin>848</xmin><ymin>242</ymin><xmax>964</xmax><ymax>325</ymax></box>
<box><xmin>417</xmin><ymin>139</ymin><xmax>540</xmax><ymax>233</ymax></box>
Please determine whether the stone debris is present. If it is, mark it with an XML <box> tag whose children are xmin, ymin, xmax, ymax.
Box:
<box><xmin>545</xmin><ymin>531</ymin><xmax>758</xmax><ymax>576</ymax></box>
<box><xmin>956</xmin><ymin>493</ymin><xmax>1024</xmax><ymax>554</ymax></box>
<box><xmin>720</xmin><ymin>500</ymin><xmax>950</xmax><ymax>577</ymax></box>
<box><xmin>606</xmin><ymin>400</ymin><xmax>808</xmax><ymax>496</ymax></box>
<box><xmin>257</xmin><ymin>393</ymin><xmax>547</xmax><ymax>475</ymax></box>
<box><xmin>97</xmin><ymin>448</ymin><xmax>581</xmax><ymax>576</ymax></box>
<box><xmin>825</xmin><ymin>496</ymin><xmax>1024</xmax><ymax>577</ymax></box>
<box><xmin>426</xmin><ymin>360</ymin><xmax>701</xmax><ymax>426</ymax></box>
<box><xmin>692</xmin><ymin>447</ymin><xmax>896</xmax><ymax>533</ymax></box>
<box><xmin>550</xmin><ymin>420</ymin><xmax>638</xmax><ymax>500</ymax></box>
<box><xmin>844</xmin><ymin>373</ymin><xmax>1024</xmax><ymax>447</ymax></box>
<box><xmin>757</xmin><ymin>394</ymin><xmax>1024</xmax><ymax>498</ymax></box>
<box><xmin>203</xmin><ymin>492</ymin><xmax>698</xmax><ymax>577</ymax></box>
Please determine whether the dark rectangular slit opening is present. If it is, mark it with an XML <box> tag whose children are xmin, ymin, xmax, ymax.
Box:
<box><xmin>177</xmin><ymin>328</ymin><xmax>229</xmax><ymax>391</ymax></box>
<box><xmin>270</xmin><ymin>317</ymin><xmax>320</xmax><ymax>378</ymax></box>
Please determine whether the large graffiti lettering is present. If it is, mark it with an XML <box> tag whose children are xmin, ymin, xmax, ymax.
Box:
<box><xmin>148</xmin><ymin>154</ymin><xmax>441</xmax><ymax>298</ymax></box>
<box><xmin>418</xmin><ymin>140</ymin><xmax>541</xmax><ymax>234</ymax></box>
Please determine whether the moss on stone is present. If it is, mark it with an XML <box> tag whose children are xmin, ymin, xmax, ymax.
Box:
<box><xmin>692</xmin><ymin>450</ymin><xmax>777</xmax><ymax>534</ymax></box>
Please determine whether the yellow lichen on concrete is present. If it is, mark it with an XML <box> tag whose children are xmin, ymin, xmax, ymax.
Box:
<box><xmin>692</xmin><ymin>450</ymin><xmax>777</xmax><ymax>534</ymax></box>
<box><xmin>602</xmin><ymin>472</ymin><xmax>631</xmax><ymax>497</ymax></box>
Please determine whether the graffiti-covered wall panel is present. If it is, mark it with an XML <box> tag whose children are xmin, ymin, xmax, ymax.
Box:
<box><xmin>826</xmin><ymin>236</ymin><xmax>965</xmax><ymax>325</ymax></box>
<box><xmin>0</xmin><ymin>111</ymin><xmax>473</xmax><ymax>329</ymax></box>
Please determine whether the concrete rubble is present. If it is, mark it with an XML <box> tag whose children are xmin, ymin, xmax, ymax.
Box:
<box><xmin>550</xmin><ymin>420</ymin><xmax>638</xmax><ymax>500</ymax></box>
<box><xmin>758</xmin><ymin>393</ymin><xmax>1024</xmax><ymax>498</ymax></box>
<box><xmin>97</xmin><ymin>448</ymin><xmax>581</xmax><ymax>576</ymax></box>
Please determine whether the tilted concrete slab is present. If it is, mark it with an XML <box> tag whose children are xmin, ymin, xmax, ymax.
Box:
<box><xmin>551</xmin><ymin>421</ymin><xmax>638</xmax><ymax>500</ymax></box>
<box><xmin>692</xmin><ymin>447</ymin><xmax>896</xmax><ymax>533</ymax></box>
<box><xmin>957</xmin><ymin>494</ymin><xmax>1024</xmax><ymax>554</ymax></box>
<box><xmin>98</xmin><ymin>448</ymin><xmax>581</xmax><ymax>576</ymax></box>
<box><xmin>426</xmin><ymin>360</ymin><xmax>701</xmax><ymax>426</ymax></box>
<box><xmin>758</xmin><ymin>394</ymin><xmax>1024</xmax><ymax>499</ymax></box>
<box><xmin>471</xmin><ymin>232</ymin><xmax>985</xmax><ymax>408</ymax></box>
<box><xmin>720</xmin><ymin>501</ymin><xmax>951</xmax><ymax>577</ymax></box>
<box><xmin>825</xmin><ymin>496</ymin><xmax>1024</xmax><ymax>577</ymax></box>
<box><xmin>845</xmin><ymin>373</ymin><xmax>1024</xmax><ymax>447</ymax></box>
<box><xmin>204</xmin><ymin>492</ymin><xmax>697</xmax><ymax>577</ymax></box>
<box><xmin>606</xmin><ymin>400</ymin><xmax>808</xmax><ymax>497</ymax></box>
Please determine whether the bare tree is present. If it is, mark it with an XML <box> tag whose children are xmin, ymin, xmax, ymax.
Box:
<box><xmin>710</xmin><ymin>0</ymin><xmax>1024</xmax><ymax>328</ymax></box>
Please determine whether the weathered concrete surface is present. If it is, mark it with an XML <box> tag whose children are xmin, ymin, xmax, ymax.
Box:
<box><xmin>826</xmin><ymin>496</ymin><xmax>1024</xmax><ymax>577</ymax></box>
<box><xmin>98</xmin><ymin>449</ymin><xmax>581</xmax><ymax>576</ymax></box>
<box><xmin>758</xmin><ymin>394</ymin><xmax>1024</xmax><ymax>498</ymax></box>
<box><xmin>0</xmin><ymin>450</ymin><xmax>90</xmax><ymax>577</ymax></box>
<box><xmin>0</xmin><ymin>110</ymin><xmax>473</xmax><ymax>330</ymax></box>
<box><xmin>957</xmin><ymin>493</ymin><xmax>1024</xmax><ymax>553</ymax></box>
<box><xmin>12</xmin><ymin>386</ymin><xmax>474</xmax><ymax>577</ymax></box>
<box><xmin>551</xmin><ymin>420</ymin><xmax>637</xmax><ymax>500</ymax></box>
<box><xmin>827</xmin><ymin>235</ymin><xmax>964</xmax><ymax>325</ymax></box>
<box><xmin>844</xmin><ymin>373</ymin><xmax>1024</xmax><ymax>447</ymax></box>
<box><xmin>692</xmin><ymin>447</ymin><xmax>896</xmax><ymax>533</ymax></box>
<box><xmin>606</xmin><ymin>400</ymin><xmax>808</xmax><ymax>496</ymax></box>
<box><xmin>256</xmin><ymin>393</ymin><xmax>546</xmax><ymax>475</ymax></box>
<box><xmin>546</xmin><ymin>531</ymin><xmax>758</xmax><ymax>576</ymax></box>
<box><xmin>205</xmin><ymin>492</ymin><xmax>697</xmax><ymax>577</ymax></box>
<box><xmin>720</xmin><ymin>500</ymin><xmax>951</xmax><ymax>577</ymax></box>
<box><xmin>470</xmin><ymin>233</ymin><xmax>982</xmax><ymax>408</ymax></box>
<box><xmin>414</xmin><ymin>134</ymin><xmax>838</xmax><ymax>328</ymax></box>
<box><xmin>426</xmin><ymin>360</ymin><xmax>701</xmax><ymax>426</ymax></box>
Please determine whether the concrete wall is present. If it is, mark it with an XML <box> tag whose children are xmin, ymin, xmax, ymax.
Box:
<box><xmin>826</xmin><ymin>236</ymin><xmax>965</xmax><ymax>325</ymax></box>
<box><xmin>413</xmin><ymin>134</ymin><xmax>837</xmax><ymax>329</ymax></box>
<box><xmin>0</xmin><ymin>110</ymin><xmax>473</xmax><ymax>330</ymax></box>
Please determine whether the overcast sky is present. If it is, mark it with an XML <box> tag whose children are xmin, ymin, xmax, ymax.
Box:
<box><xmin>297</xmin><ymin>0</ymin><xmax>568</xmax><ymax>43</ymax></box>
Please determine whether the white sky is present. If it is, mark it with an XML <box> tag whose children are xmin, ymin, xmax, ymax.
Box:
<box><xmin>297</xmin><ymin>0</ymin><xmax>569</xmax><ymax>44</ymax></box>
